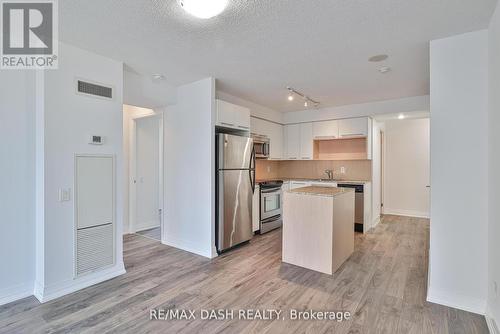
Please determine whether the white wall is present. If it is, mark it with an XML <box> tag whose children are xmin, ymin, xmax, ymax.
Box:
<box><xmin>283</xmin><ymin>95</ymin><xmax>429</xmax><ymax>124</ymax></box>
<box><xmin>217</xmin><ymin>90</ymin><xmax>283</xmax><ymax>124</ymax></box>
<box><xmin>429</xmin><ymin>30</ymin><xmax>489</xmax><ymax>314</ymax></box>
<box><xmin>0</xmin><ymin>72</ymin><xmax>36</xmax><ymax>305</ymax></box>
<box><xmin>370</xmin><ymin>120</ymin><xmax>384</xmax><ymax>229</ymax></box>
<box><xmin>122</xmin><ymin>105</ymin><xmax>156</xmax><ymax>234</ymax></box>
<box><xmin>488</xmin><ymin>1</ymin><xmax>500</xmax><ymax>328</ymax></box>
<box><xmin>34</xmin><ymin>42</ymin><xmax>125</xmax><ymax>302</ymax></box>
<box><xmin>163</xmin><ymin>78</ymin><xmax>216</xmax><ymax>258</ymax></box>
<box><xmin>383</xmin><ymin>119</ymin><xmax>430</xmax><ymax>218</ymax></box>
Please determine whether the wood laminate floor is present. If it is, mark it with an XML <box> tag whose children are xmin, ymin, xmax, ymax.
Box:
<box><xmin>0</xmin><ymin>215</ymin><xmax>489</xmax><ymax>333</ymax></box>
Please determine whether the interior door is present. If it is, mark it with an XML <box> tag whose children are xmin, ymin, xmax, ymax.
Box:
<box><xmin>135</xmin><ymin>116</ymin><xmax>161</xmax><ymax>232</ymax></box>
<box><xmin>218</xmin><ymin>170</ymin><xmax>253</xmax><ymax>251</ymax></box>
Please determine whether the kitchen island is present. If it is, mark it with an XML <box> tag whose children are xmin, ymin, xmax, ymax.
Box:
<box><xmin>282</xmin><ymin>186</ymin><xmax>355</xmax><ymax>275</ymax></box>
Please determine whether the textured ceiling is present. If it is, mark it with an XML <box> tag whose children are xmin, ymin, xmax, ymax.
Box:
<box><xmin>60</xmin><ymin>0</ymin><xmax>497</xmax><ymax>112</ymax></box>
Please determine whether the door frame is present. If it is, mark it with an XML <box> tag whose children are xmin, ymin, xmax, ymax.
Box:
<box><xmin>129</xmin><ymin>113</ymin><xmax>164</xmax><ymax>237</ymax></box>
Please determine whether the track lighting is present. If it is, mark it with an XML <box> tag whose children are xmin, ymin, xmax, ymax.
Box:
<box><xmin>286</xmin><ymin>87</ymin><xmax>320</xmax><ymax>109</ymax></box>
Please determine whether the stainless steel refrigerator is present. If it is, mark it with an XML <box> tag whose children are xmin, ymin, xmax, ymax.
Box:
<box><xmin>216</xmin><ymin>134</ymin><xmax>255</xmax><ymax>253</ymax></box>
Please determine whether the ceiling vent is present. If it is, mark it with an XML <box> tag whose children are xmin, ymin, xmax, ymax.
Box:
<box><xmin>77</xmin><ymin>79</ymin><xmax>113</xmax><ymax>99</ymax></box>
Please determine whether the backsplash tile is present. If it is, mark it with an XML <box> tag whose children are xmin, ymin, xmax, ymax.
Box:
<box><xmin>256</xmin><ymin>160</ymin><xmax>372</xmax><ymax>181</ymax></box>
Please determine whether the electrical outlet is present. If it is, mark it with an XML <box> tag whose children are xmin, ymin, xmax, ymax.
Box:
<box><xmin>267</xmin><ymin>166</ymin><xmax>271</xmax><ymax>173</ymax></box>
<box><xmin>340</xmin><ymin>167</ymin><xmax>346</xmax><ymax>174</ymax></box>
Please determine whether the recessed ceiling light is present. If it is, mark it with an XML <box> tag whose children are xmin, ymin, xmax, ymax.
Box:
<box><xmin>379</xmin><ymin>66</ymin><xmax>391</xmax><ymax>74</ymax></box>
<box><xmin>369</xmin><ymin>54</ymin><xmax>389</xmax><ymax>62</ymax></box>
<box><xmin>398</xmin><ymin>114</ymin><xmax>405</xmax><ymax>120</ymax></box>
<box><xmin>288</xmin><ymin>94</ymin><xmax>294</xmax><ymax>101</ymax></box>
<box><xmin>179</xmin><ymin>0</ymin><xmax>228</xmax><ymax>19</ymax></box>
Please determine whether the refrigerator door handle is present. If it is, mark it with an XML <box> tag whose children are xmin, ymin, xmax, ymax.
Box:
<box><xmin>249</xmin><ymin>147</ymin><xmax>256</xmax><ymax>193</ymax></box>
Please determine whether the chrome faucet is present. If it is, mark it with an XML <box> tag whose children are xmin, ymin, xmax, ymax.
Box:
<box><xmin>324</xmin><ymin>169</ymin><xmax>333</xmax><ymax>180</ymax></box>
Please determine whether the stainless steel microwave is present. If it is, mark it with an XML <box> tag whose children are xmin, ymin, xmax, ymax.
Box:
<box><xmin>252</xmin><ymin>134</ymin><xmax>270</xmax><ymax>159</ymax></box>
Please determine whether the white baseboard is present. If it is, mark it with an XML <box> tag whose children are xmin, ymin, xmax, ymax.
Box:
<box><xmin>34</xmin><ymin>263</ymin><xmax>125</xmax><ymax>303</ymax></box>
<box><xmin>134</xmin><ymin>221</ymin><xmax>160</xmax><ymax>233</ymax></box>
<box><xmin>0</xmin><ymin>282</ymin><xmax>34</xmax><ymax>306</ymax></box>
<box><xmin>384</xmin><ymin>208</ymin><xmax>430</xmax><ymax>219</ymax></box>
<box><xmin>427</xmin><ymin>287</ymin><xmax>486</xmax><ymax>315</ymax></box>
<box><xmin>163</xmin><ymin>235</ymin><xmax>214</xmax><ymax>259</ymax></box>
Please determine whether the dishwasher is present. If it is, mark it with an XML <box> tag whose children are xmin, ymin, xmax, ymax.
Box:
<box><xmin>337</xmin><ymin>183</ymin><xmax>364</xmax><ymax>232</ymax></box>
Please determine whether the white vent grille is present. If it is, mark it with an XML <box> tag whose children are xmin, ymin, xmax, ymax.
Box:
<box><xmin>77</xmin><ymin>80</ymin><xmax>113</xmax><ymax>99</ymax></box>
<box><xmin>76</xmin><ymin>224</ymin><xmax>114</xmax><ymax>276</ymax></box>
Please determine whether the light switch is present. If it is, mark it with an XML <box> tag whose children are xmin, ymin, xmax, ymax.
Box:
<box><xmin>58</xmin><ymin>188</ymin><xmax>71</xmax><ymax>202</ymax></box>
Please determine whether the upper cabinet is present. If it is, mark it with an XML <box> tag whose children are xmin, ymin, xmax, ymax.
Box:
<box><xmin>216</xmin><ymin>99</ymin><xmax>251</xmax><ymax>131</ymax></box>
<box><xmin>338</xmin><ymin>117</ymin><xmax>369</xmax><ymax>138</ymax></box>
<box><xmin>284</xmin><ymin>124</ymin><xmax>300</xmax><ymax>160</ymax></box>
<box><xmin>251</xmin><ymin>117</ymin><xmax>283</xmax><ymax>160</ymax></box>
<box><xmin>299</xmin><ymin>123</ymin><xmax>313</xmax><ymax>160</ymax></box>
<box><xmin>313</xmin><ymin>120</ymin><xmax>339</xmax><ymax>139</ymax></box>
<box><xmin>284</xmin><ymin>123</ymin><xmax>313</xmax><ymax>160</ymax></box>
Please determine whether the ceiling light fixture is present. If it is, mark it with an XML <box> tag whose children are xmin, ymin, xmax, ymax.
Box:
<box><xmin>179</xmin><ymin>0</ymin><xmax>228</xmax><ymax>19</ymax></box>
<box><xmin>369</xmin><ymin>54</ymin><xmax>389</xmax><ymax>62</ymax></box>
<box><xmin>286</xmin><ymin>87</ymin><xmax>320</xmax><ymax>109</ymax></box>
<box><xmin>398</xmin><ymin>114</ymin><xmax>405</xmax><ymax>120</ymax></box>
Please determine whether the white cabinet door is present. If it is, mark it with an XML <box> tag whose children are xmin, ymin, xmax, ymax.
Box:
<box><xmin>216</xmin><ymin>99</ymin><xmax>250</xmax><ymax>131</ymax></box>
<box><xmin>313</xmin><ymin>120</ymin><xmax>339</xmax><ymax>139</ymax></box>
<box><xmin>338</xmin><ymin>117</ymin><xmax>368</xmax><ymax>138</ymax></box>
<box><xmin>284</xmin><ymin>124</ymin><xmax>300</xmax><ymax>160</ymax></box>
<box><xmin>269</xmin><ymin>122</ymin><xmax>283</xmax><ymax>160</ymax></box>
<box><xmin>300</xmin><ymin>123</ymin><xmax>313</xmax><ymax>160</ymax></box>
<box><xmin>250</xmin><ymin>117</ymin><xmax>266</xmax><ymax>136</ymax></box>
<box><xmin>290</xmin><ymin>181</ymin><xmax>311</xmax><ymax>190</ymax></box>
<box><xmin>252</xmin><ymin>184</ymin><xmax>260</xmax><ymax>232</ymax></box>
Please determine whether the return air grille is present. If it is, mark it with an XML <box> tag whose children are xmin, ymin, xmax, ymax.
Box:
<box><xmin>76</xmin><ymin>224</ymin><xmax>114</xmax><ymax>276</ymax></box>
<box><xmin>77</xmin><ymin>80</ymin><xmax>113</xmax><ymax>99</ymax></box>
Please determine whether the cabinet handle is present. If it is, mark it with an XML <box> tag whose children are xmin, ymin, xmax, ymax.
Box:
<box><xmin>302</xmin><ymin>157</ymin><xmax>311</xmax><ymax>160</ymax></box>
<box><xmin>238</xmin><ymin>125</ymin><xmax>250</xmax><ymax>130</ymax></box>
<box><xmin>221</xmin><ymin>122</ymin><xmax>235</xmax><ymax>127</ymax></box>
<box><xmin>288</xmin><ymin>157</ymin><xmax>297</xmax><ymax>160</ymax></box>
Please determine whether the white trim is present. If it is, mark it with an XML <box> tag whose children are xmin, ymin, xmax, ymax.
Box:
<box><xmin>163</xmin><ymin>235</ymin><xmax>215</xmax><ymax>259</ymax></box>
<box><xmin>371</xmin><ymin>215</ymin><xmax>381</xmax><ymax>229</ymax></box>
<box><xmin>34</xmin><ymin>263</ymin><xmax>125</xmax><ymax>303</ymax></box>
<box><xmin>427</xmin><ymin>287</ymin><xmax>486</xmax><ymax>315</ymax></box>
<box><xmin>135</xmin><ymin>221</ymin><xmax>161</xmax><ymax>232</ymax></box>
<box><xmin>129</xmin><ymin>113</ymin><xmax>164</xmax><ymax>234</ymax></box>
<box><xmin>383</xmin><ymin>208</ymin><xmax>429</xmax><ymax>219</ymax></box>
<box><xmin>487</xmin><ymin>315</ymin><xmax>499</xmax><ymax>334</ymax></box>
<box><xmin>0</xmin><ymin>282</ymin><xmax>34</xmax><ymax>306</ymax></box>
